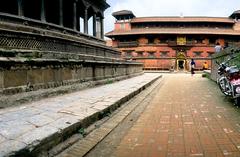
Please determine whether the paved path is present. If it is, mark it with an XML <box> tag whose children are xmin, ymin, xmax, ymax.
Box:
<box><xmin>112</xmin><ymin>74</ymin><xmax>240</xmax><ymax>157</ymax></box>
<box><xmin>0</xmin><ymin>73</ymin><xmax>161</xmax><ymax>157</ymax></box>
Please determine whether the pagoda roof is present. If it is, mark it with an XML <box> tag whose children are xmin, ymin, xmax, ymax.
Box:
<box><xmin>232</xmin><ymin>10</ymin><xmax>240</xmax><ymax>14</ymax></box>
<box><xmin>112</xmin><ymin>10</ymin><xmax>135</xmax><ymax>16</ymax></box>
<box><xmin>230</xmin><ymin>10</ymin><xmax>240</xmax><ymax>18</ymax></box>
<box><xmin>106</xmin><ymin>28</ymin><xmax>240</xmax><ymax>37</ymax></box>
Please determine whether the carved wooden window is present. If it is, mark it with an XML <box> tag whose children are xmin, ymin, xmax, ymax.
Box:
<box><xmin>120</xmin><ymin>23</ymin><xmax>125</xmax><ymax>30</ymax></box>
<box><xmin>136</xmin><ymin>51</ymin><xmax>144</xmax><ymax>57</ymax></box>
<box><xmin>148</xmin><ymin>51</ymin><xmax>156</xmax><ymax>58</ymax></box>
<box><xmin>160</xmin><ymin>51</ymin><xmax>169</xmax><ymax>57</ymax></box>
<box><xmin>122</xmin><ymin>50</ymin><xmax>133</xmax><ymax>57</ymax></box>
<box><xmin>160</xmin><ymin>39</ymin><xmax>167</xmax><ymax>44</ymax></box>
<box><xmin>148</xmin><ymin>38</ymin><xmax>154</xmax><ymax>44</ymax></box>
<box><xmin>193</xmin><ymin>51</ymin><xmax>203</xmax><ymax>57</ymax></box>
<box><xmin>209</xmin><ymin>38</ymin><xmax>216</xmax><ymax>45</ymax></box>
<box><xmin>207</xmin><ymin>52</ymin><xmax>214</xmax><ymax>57</ymax></box>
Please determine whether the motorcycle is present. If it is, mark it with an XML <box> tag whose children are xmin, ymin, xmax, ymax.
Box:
<box><xmin>216</xmin><ymin>51</ymin><xmax>240</xmax><ymax>105</ymax></box>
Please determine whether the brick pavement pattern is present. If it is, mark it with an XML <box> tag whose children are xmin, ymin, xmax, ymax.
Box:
<box><xmin>112</xmin><ymin>74</ymin><xmax>240</xmax><ymax>157</ymax></box>
<box><xmin>0</xmin><ymin>73</ymin><xmax>161</xmax><ymax>156</ymax></box>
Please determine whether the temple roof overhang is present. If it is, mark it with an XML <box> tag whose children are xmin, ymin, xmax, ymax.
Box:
<box><xmin>130</xmin><ymin>17</ymin><xmax>234</xmax><ymax>24</ymax></box>
<box><xmin>106</xmin><ymin>28</ymin><xmax>240</xmax><ymax>37</ymax></box>
<box><xmin>230</xmin><ymin>10</ymin><xmax>240</xmax><ymax>19</ymax></box>
<box><xmin>86</xmin><ymin>0</ymin><xmax>110</xmax><ymax>10</ymax></box>
<box><xmin>112</xmin><ymin>10</ymin><xmax>136</xmax><ymax>20</ymax></box>
<box><xmin>112</xmin><ymin>10</ymin><xmax>135</xmax><ymax>17</ymax></box>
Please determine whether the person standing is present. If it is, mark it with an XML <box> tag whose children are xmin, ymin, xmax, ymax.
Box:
<box><xmin>190</xmin><ymin>59</ymin><xmax>196</xmax><ymax>76</ymax></box>
<box><xmin>202</xmin><ymin>61</ymin><xmax>208</xmax><ymax>70</ymax></box>
<box><xmin>214</xmin><ymin>42</ymin><xmax>222</xmax><ymax>53</ymax></box>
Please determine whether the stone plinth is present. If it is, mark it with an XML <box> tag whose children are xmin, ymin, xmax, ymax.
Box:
<box><xmin>0</xmin><ymin>13</ymin><xmax>143</xmax><ymax>102</ymax></box>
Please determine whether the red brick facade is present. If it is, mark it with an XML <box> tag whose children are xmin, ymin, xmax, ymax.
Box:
<box><xmin>106</xmin><ymin>10</ymin><xmax>240</xmax><ymax>71</ymax></box>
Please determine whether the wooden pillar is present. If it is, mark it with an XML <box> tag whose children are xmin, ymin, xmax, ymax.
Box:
<box><xmin>73</xmin><ymin>0</ymin><xmax>77</xmax><ymax>30</ymax></box>
<box><xmin>100</xmin><ymin>17</ymin><xmax>104</xmax><ymax>39</ymax></box>
<box><xmin>17</xmin><ymin>0</ymin><xmax>24</xmax><ymax>17</ymax></box>
<box><xmin>77</xmin><ymin>17</ymin><xmax>80</xmax><ymax>31</ymax></box>
<box><xmin>96</xmin><ymin>17</ymin><xmax>101</xmax><ymax>38</ymax></box>
<box><xmin>84</xmin><ymin>8</ymin><xmax>88</xmax><ymax>34</ymax></box>
<box><xmin>93</xmin><ymin>13</ymin><xmax>97</xmax><ymax>37</ymax></box>
<box><xmin>41</xmin><ymin>0</ymin><xmax>46</xmax><ymax>22</ymax></box>
<box><xmin>59</xmin><ymin>0</ymin><xmax>63</xmax><ymax>26</ymax></box>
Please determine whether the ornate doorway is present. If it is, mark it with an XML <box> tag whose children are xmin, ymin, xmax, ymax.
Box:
<box><xmin>178</xmin><ymin>60</ymin><xmax>185</xmax><ymax>70</ymax></box>
<box><xmin>176</xmin><ymin>52</ymin><xmax>187</xmax><ymax>71</ymax></box>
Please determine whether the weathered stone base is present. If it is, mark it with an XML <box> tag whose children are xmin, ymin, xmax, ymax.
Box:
<box><xmin>0</xmin><ymin>71</ymin><xmax>143</xmax><ymax>108</ymax></box>
<box><xmin>0</xmin><ymin>61</ymin><xmax>142</xmax><ymax>95</ymax></box>
<box><xmin>0</xmin><ymin>60</ymin><xmax>143</xmax><ymax>108</ymax></box>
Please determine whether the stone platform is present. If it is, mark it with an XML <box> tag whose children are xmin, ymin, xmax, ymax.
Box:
<box><xmin>0</xmin><ymin>73</ymin><xmax>161</xmax><ymax>157</ymax></box>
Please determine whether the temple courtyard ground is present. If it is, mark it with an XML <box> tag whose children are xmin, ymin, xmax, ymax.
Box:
<box><xmin>1</xmin><ymin>73</ymin><xmax>240</xmax><ymax>157</ymax></box>
<box><xmin>59</xmin><ymin>73</ymin><xmax>240</xmax><ymax>157</ymax></box>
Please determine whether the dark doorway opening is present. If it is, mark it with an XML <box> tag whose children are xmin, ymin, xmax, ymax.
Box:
<box><xmin>178</xmin><ymin>60</ymin><xmax>184</xmax><ymax>70</ymax></box>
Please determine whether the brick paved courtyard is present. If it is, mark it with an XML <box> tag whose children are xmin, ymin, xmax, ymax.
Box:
<box><xmin>112</xmin><ymin>74</ymin><xmax>240</xmax><ymax>157</ymax></box>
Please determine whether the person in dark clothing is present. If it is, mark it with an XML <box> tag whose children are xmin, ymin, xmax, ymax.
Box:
<box><xmin>190</xmin><ymin>59</ymin><xmax>196</xmax><ymax>76</ymax></box>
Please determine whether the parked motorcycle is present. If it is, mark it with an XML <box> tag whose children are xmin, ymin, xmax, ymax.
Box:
<box><xmin>216</xmin><ymin>51</ymin><xmax>240</xmax><ymax>105</ymax></box>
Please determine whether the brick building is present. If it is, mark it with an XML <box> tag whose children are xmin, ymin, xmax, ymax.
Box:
<box><xmin>106</xmin><ymin>10</ymin><xmax>240</xmax><ymax>71</ymax></box>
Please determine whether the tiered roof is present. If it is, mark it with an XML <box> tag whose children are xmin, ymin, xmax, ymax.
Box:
<box><xmin>106</xmin><ymin>10</ymin><xmax>240</xmax><ymax>37</ymax></box>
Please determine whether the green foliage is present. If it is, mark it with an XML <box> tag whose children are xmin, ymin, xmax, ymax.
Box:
<box><xmin>78</xmin><ymin>128</ymin><xmax>85</xmax><ymax>136</ymax></box>
<box><xmin>106</xmin><ymin>79</ymin><xmax>113</xmax><ymax>84</ymax></box>
<box><xmin>231</xmin><ymin>55</ymin><xmax>240</xmax><ymax>68</ymax></box>
<box><xmin>225</xmin><ymin>53</ymin><xmax>240</xmax><ymax>68</ymax></box>
<box><xmin>215</xmin><ymin>47</ymin><xmax>240</xmax><ymax>68</ymax></box>
<box><xmin>202</xmin><ymin>73</ymin><xmax>207</xmax><ymax>77</ymax></box>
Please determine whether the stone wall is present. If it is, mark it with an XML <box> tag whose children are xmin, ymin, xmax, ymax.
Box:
<box><xmin>0</xmin><ymin>59</ymin><xmax>142</xmax><ymax>95</ymax></box>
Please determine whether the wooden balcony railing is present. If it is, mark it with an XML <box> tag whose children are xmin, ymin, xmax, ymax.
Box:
<box><xmin>168</xmin><ymin>41</ymin><xmax>195</xmax><ymax>46</ymax></box>
<box><xmin>117</xmin><ymin>41</ymin><xmax>139</xmax><ymax>48</ymax></box>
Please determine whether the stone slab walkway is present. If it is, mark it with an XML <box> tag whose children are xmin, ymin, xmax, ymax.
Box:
<box><xmin>112</xmin><ymin>74</ymin><xmax>240</xmax><ymax>157</ymax></box>
<box><xmin>0</xmin><ymin>73</ymin><xmax>161</xmax><ymax>157</ymax></box>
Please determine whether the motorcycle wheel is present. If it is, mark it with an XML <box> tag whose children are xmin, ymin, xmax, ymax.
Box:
<box><xmin>235</xmin><ymin>97</ymin><xmax>240</xmax><ymax>106</ymax></box>
<box><xmin>218</xmin><ymin>78</ymin><xmax>232</xmax><ymax>96</ymax></box>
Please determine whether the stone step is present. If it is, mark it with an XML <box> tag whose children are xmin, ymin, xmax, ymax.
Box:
<box><xmin>0</xmin><ymin>73</ymin><xmax>161</xmax><ymax>157</ymax></box>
